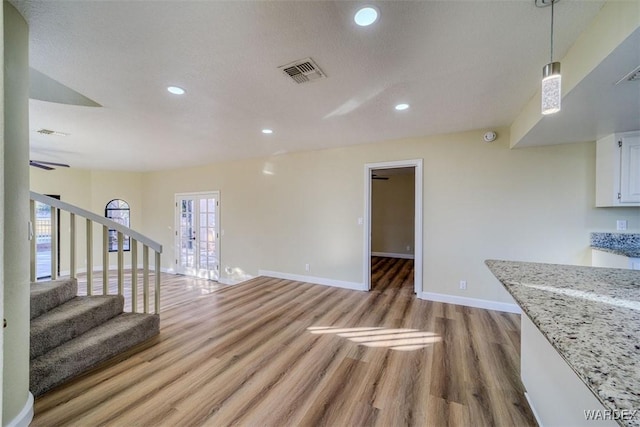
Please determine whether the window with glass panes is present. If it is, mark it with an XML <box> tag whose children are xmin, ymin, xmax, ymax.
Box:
<box><xmin>105</xmin><ymin>199</ymin><xmax>130</xmax><ymax>252</ymax></box>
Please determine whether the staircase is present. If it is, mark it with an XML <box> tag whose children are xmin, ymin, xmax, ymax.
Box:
<box><xmin>30</xmin><ymin>278</ymin><xmax>159</xmax><ymax>396</ymax></box>
<box><xmin>28</xmin><ymin>192</ymin><xmax>163</xmax><ymax>395</ymax></box>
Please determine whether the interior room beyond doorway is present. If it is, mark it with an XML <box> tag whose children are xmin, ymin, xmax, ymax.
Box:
<box><xmin>370</xmin><ymin>167</ymin><xmax>416</xmax><ymax>293</ymax></box>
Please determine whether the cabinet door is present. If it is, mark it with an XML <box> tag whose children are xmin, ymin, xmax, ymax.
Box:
<box><xmin>620</xmin><ymin>134</ymin><xmax>640</xmax><ymax>203</ymax></box>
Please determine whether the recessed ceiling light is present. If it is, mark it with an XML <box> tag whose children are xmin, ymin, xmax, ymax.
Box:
<box><xmin>167</xmin><ymin>86</ymin><xmax>185</xmax><ymax>95</ymax></box>
<box><xmin>262</xmin><ymin>129</ymin><xmax>273</xmax><ymax>134</ymax></box>
<box><xmin>354</xmin><ymin>6</ymin><xmax>379</xmax><ymax>26</ymax></box>
<box><xmin>395</xmin><ymin>103</ymin><xmax>410</xmax><ymax>111</ymax></box>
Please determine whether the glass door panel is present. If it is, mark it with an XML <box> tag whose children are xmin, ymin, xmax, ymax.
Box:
<box><xmin>178</xmin><ymin>198</ymin><xmax>196</xmax><ymax>272</ymax></box>
<box><xmin>175</xmin><ymin>193</ymin><xmax>219</xmax><ymax>280</ymax></box>
<box><xmin>35</xmin><ymin>195</ymin><xmax>60</xmax><ymax>280</ymax></box>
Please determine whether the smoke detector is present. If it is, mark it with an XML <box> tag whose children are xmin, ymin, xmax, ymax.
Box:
<box><xmin>279</xmin><ymin>57</ymin><xmax>326</xmax><ymax>84</ymax></box>
<box><xmin>483</xmin><ymin>131</ymin><xmax>497</xmax><ymax>142</ymax></box>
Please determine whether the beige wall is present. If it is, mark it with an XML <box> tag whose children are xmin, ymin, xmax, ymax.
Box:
<box><xmin>30</xmin><ymin>168</ymin><xmax>144</xmax><ymax>273</ymax></box>
<box><xmin>30</xmin><ymin>167</ymin><xmax>92</xmax><ymax>208</ymax></box>
<box><xmin>371</xmin><ymin>172</ymin><xmax>415</xmax><ymax>256</ymax></box>
<box><xmin>0</xmin><ymin>1</ymin><xmax>5</xmax><ymax>421</ymax></box>
<box><xmin>3</xmin><ymin>2</ymin><xmax>31</xmax><ymax>423</ymax></box>
<box><xmin>140</xmin><ymin>128</ymin><xmax>639</xmax><ymax>303</ymax></box>
<box><xmin>31</xmin><ymin>128</ymin><xmax>640</xmax><ymax>304</ymax></box>
<box><xmin>141</xmin><ymin>150</ymin><xmax>365</xmax><ymax>283</ymax></box>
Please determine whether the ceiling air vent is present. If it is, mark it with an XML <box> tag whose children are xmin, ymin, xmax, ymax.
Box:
<box><xmin>615</xmin><ymin>65</ymin><xmax>640</xmax><ymax>85</ymax></box>
<box><xmin>279</xmin><ymin>57</ymin><xmax>326</xmax><ymax>84</ymax></box>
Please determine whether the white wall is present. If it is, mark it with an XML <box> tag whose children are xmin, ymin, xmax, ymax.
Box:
<box><xmin>371</xmin><ymin>172</ymin><xmax>415</xmax><ymax>256</ymax></box>
<box><xmin>141</xmin><ymin>128</ymin><xmax>639</xmax><ymax>304</ymax></box>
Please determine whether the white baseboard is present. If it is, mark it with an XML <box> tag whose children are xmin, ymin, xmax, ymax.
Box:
<box><xmin>6</xmin><ymin>392</ymin><xmax>34</xmax><ymax>427</ymax></box>
<box><xmin>419</xmin><ymin>291</ymin><xmax>521</xmax><ymax>314</ymax></box>
<box><xmin>371</xmin><ymin>251</ymin><xmax>414</xmax><ymax>260</ymax></box>
<box><xmin>258</xmin><ymin>270</ymin><xmax>365</xmax><ymax>292</ymax></box>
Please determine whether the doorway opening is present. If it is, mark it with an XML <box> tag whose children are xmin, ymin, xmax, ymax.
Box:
<box><xmin>364</xmin><ymin>160</ymin><xmax>423</xmax><ymax>295</ymax></box>
<box><xmin>174</xmin><ymin>191</ymin><xmax>220</xmax><ymax>281</ymax></box>
<box><xmin>371</xmin><ymin>167</ymin><xmax>415</xmax><ymax>294</ymax></box>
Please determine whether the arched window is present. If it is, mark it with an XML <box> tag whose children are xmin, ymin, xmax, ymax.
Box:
<box><xmin>105</xmin><ymin>199</ymin><xmax>130</xmax><ymax>252</ymax></box>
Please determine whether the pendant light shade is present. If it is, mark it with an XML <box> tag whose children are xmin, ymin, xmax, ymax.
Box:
<box><xmin>542</xmin><ymin>62</ymin><xmax>561</xmax><ymax>115</ymax></box>
<box><xmin>540</xmin><ymin>0</ymin><xmax>561</xmax><ymax>115</ymax></box>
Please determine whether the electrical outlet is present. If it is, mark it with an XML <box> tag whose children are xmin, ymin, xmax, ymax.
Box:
<box><xmin>459</xmin><ymin>280</ymin><xmax>467</xmax><ymax>290</ymax></box>
<box><xmin>305</xmin><ymin>263</ymin><xmax>310</xmax><ymax>272</ymax></box>
<box><xmin>616</xmin><ymin>220</ymin><xmax>628</xmax><ymax>231</ymax></box>
<box><xmin>406</xmin><ymin>245</ymin><xmax>411</xmax><ymax>251</ymax></box>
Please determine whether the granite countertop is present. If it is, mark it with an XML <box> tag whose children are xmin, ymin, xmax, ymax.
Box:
<box><xmin>486</xmin><ymin>260</ymin><xmax>640</xmax><ymax>427</ymax></box>
<box><xmin>591</xmin><ymin>232</ymin><xmax>640</xmax><ymax>258</ymax></box>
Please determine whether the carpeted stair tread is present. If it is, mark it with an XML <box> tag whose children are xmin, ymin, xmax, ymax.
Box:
<box><xmin>30</xmin><ymin>295</ymin><xmax>125</xmax><ymax>360</ymax></box>
<box><xmin>30</xmin><ymin>279</ymin><xmax>78</xmax><ymax>319</ymax></box>
<box><xmin>30</xmin><ymin>312</ymin><xmax>159</xmax><ymax>396</ymax></box>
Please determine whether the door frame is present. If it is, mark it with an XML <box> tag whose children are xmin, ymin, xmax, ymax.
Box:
<box><xmin>363</xmin><ymin>159</ymin><xmax>423</xmax><ymax>294</ymax></box>
<box><xmin>174</xmin><ymin>191</ymin><xmax>221</xmax><ymax>280</ymax></box>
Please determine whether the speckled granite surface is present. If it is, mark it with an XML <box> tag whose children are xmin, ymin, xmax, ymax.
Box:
<box><xmin>591</xmin><ymin>232</ymin><xmax>640</xmax><ymax>258</ymax></box>
<box><xmin>486</xmin><ymin>260</ymin><xmax>640</xmax><ymax>427</ymax></box>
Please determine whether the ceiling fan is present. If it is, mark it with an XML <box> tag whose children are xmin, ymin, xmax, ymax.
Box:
<box><xmin>29</xmin><ymin>160</ymin><xmax>70</xmax><ymax>171</ymax></box>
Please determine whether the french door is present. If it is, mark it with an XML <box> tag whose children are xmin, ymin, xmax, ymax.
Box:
<box><xmin>175</xmin><ymin>192</ymin><xmax>220</xmax><ymax>280</ymax></box>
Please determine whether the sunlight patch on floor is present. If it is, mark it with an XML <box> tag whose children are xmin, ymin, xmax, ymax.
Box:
<box><xmin>308</xmin><ymin>326</ymin><xmax>441</xmax><ymax>351</ymax></box>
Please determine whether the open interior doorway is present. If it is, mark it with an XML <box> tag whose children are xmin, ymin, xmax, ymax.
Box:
<box><xmin>371</xmin><ymin>168</ymin><xmax>415</xmax><ymax>294</ymax></box>
<box><xmin>364</xmin><ymin>160</ymin><xmax>423</xmax><ymax>295</ymax></box>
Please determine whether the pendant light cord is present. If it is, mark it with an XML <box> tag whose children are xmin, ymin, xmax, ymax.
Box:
<box><xmin>550</xmin><ymin>0</ymin><xmax>555</xmax><ymax>62</ymax></box>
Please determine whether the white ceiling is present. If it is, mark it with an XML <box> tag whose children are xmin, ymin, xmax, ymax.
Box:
<box><xmin>12</xmin><ymin>0</ymin><xmax>606</xmax><ymax>171</ymax></box>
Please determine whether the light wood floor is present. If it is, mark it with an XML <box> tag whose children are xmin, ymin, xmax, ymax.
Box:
<box><xmin>32</xmin><ymin>257</ymin><xmax>536</xmax><ymax>426</ymax></box>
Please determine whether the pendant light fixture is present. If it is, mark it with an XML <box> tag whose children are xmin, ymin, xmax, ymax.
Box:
<box><xmin>541</xmin><ymin>0</ymin><xmax>561</xmax><ymax>115</ymax></box>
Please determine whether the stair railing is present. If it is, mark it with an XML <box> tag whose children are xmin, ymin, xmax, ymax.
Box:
<box><xmin>29</xmin><ymin>192</ymin><xmax>163</xmax><ymax>314</ymax></box>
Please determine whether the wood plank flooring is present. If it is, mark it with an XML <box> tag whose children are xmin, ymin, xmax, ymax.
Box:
<box><xmin>32</xmin><ymin>257</ymin><xmax>536</xmax><ymax>426</ymax></box>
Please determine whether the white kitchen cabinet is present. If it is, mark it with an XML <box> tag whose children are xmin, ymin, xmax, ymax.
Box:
<box><xmin>521</xmin><ymin>315</ymin><xmax>617</xmax><ymax>427</ymax></box>
<box><xmin>595</xmin><ymin>131</ymin><xmax>640</xmax><ymax>207</ymax></box>
<box><xmin>592</xmin><ymin>249</ymin><xmax>640</xmax><ymax>270</ymax></box>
